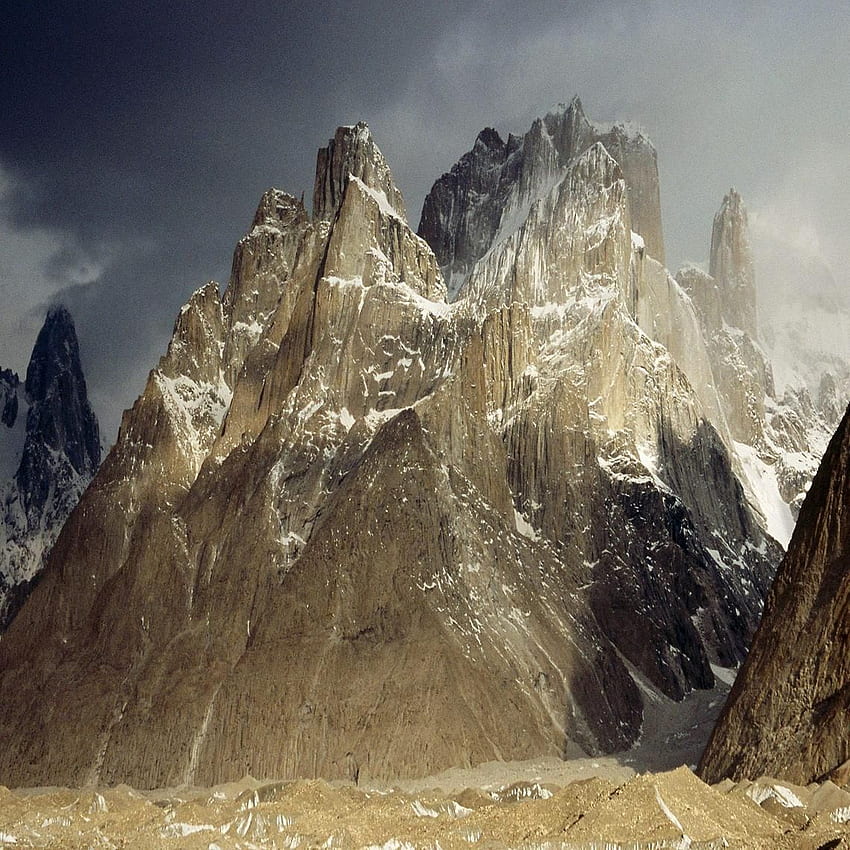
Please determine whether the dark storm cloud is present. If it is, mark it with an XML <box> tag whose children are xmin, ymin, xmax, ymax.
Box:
<box><xmin>1</xmin><ymin>0</ymin><xmax>848</xmax><ymax>440</ymax></box>
<box><xmin>0</xmin><ymin>0</ymin><xmax>462</xmax><ymax>436</ymax></box>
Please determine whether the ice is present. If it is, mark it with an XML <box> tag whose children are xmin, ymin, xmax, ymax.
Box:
<box><xmin>514</xmin><ymin>509</ymin><xmax>540</xmax><ymax>541</ymax></box>
<box><xmin>350</xmin><ymin>175</ymin><xmax>405</xmax><ymax>222</ymax></box>
<box><xmin>709</xmin><ymin>664</ymin><xmax>737</xmax><ymax>686</ymax></box>
<box><xmin>339</xmin><ymin>407</ymin><xmax>355</xmax><ymax>430</ymax></box>
<box><xmin>733</xmin><ymin>441</ymin><xmax>795</xmax><ymax>546</ymax></box>
<box><xmin>631</xmin><ymin>231</ymin><xmax>646</xmax><ymax>252</ymax></box>
<box><xmin>410</xmin><ymin>800</ymin><xmax>439</xmax><ymax>818</ymax></box>
<box><xmin>654</xmin><ymin>786</ymin><xmax>686</xmax><ymax>832</ymax></box>
<box><xmin>160</xmin><ymin>822</ymin><xmax>215</xmax><ymax>837</ymax></box>
<box><xmin>745</xmin><ymin>783</ymin><xmax>804</xmax><ymax>808</ymax></box>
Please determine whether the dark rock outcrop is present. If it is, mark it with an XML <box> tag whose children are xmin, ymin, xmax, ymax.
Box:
<box><xmin>699</xmin><ymin>403</ymin><xmax>850</xmax><ymax>784</ymax></box>
<box><xmin>0</xmin><ymin>306</ymin><xmax>101</xmax><ymax>630</ymax></box>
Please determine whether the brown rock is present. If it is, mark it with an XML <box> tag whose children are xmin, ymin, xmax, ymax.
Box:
<box><xmin>699</xmin><ymin>403</ymin><xmax>850</xmax><ymax>785</ymax></box>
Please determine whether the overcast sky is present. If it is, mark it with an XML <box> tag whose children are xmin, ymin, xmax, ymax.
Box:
<box><xmin>1</xmin><ymin>0</ymin><xmax>848</xmax><ymax>441</ymax></box>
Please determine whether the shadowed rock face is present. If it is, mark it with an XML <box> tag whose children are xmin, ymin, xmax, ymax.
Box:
<box><xmin>17</xmin><ymin>307</ymin><xmax>101</xmax><ymax>516</ymax></box>
<box><xmin>0</xmin><ymin>306</ymin><xmax>101</xmax><ymax>630</ymax></box>
<box><xmin>699</xmin><ymin>402</ymin><xmax>850</xmax><ymax>785</ymax></box>
<box><xmin>0</xmin><ymin>119</ymin><xmax>779</xmax><ymax>790</ymax></box>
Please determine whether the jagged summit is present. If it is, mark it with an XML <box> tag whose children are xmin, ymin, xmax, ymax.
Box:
<box><xmin>0</xmin><ymin>369</ymin><xmax>18</xmax><ymax>429</ymax></box>
<box><xmin>0</xmin><ymin>304</ymin><xmax>100</xmax><ymax>630</ymax></box>
<box><xmin>418</xmin><ymin>97</ymin><xmax>664</xmax><ymax>299</ymax></box>
<box><xmin>251</xmin><ymin>188</ymin><xmax>307</xmax><ymax>231</ymax></box>
<box><xmin>676</xmin><ymin>187</ymin><xmax>838</xmax><ymax>534</ymax></box>
<box><xmin>0</xmin><ymin>114</ymin><xmax>811</xmax><ymax>790</ymax></box>
<box><xmin>21</xmin><ymin>305</ymin><xmax>100</xmax><ymax>490</ymax></box>
<box><xmin>312</xmin><ymin>121</ymin><xmax>407</xmax><ymax>222</ymax></box>
<box><xmin>474</xmin><ymin>126</ymin><xmax>504</xmax><ymax>150</ymax></box>
<box><xmin>709</xmin><ymin>187</ymin><xmax>757</xmax><ymax>338</ymax></box>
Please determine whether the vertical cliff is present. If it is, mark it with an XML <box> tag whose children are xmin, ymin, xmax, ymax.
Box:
<box><xmin>699</xmin><ymin>402</ymin><xmax>850</xmax><ymax>784</ymax></box>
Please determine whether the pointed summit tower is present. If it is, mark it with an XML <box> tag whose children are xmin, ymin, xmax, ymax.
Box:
<box><xmin>419</xmin><ymin>97</ymin><xmax>664</xmax><ymax>299</ymax></box>
<box><xmin>710</xmin><ymin>189</ymin><xmax>757</xmax><ymax>338</ymax></box>
<box><xmin>0</xmin><ymin>305</ymin><xmax>100</xmax><ymax>629</ymax></box>
<box><xmin>313</xmin><ymin>121</ymin><xmax>407</xmax><ymax>222</ymax></box>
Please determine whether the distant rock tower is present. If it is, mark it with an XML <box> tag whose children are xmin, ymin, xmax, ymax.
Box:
<box><xmin>0</xmin><ymin>306</ymin><xmax>101</xmax><ymax>629</ymax></box>
<box><xmin>709</xmin><ymin>189</ymin><xmax>757</xmax><ymax>338</ymax></box>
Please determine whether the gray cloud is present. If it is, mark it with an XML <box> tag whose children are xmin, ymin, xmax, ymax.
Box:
<box><xmin>1</xmin><ymin>0</ymin><xmax>847</xmax><ymax>442</ymax></box>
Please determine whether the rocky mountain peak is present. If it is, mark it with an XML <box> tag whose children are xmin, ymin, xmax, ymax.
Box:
<box><xmin>25</xmin><ymin>305</ymin><xmax>76</xmax><ymax>398</ymax></box>
<box><xmin>474</xmin><ymin>126</ymin><xmax>505</xmax><ymax>152</ymax></box>
<box><xmin>20</xmin><ymin>305</ymin><xmax>100</xmax><ymax>487</ymax></box>
<box><xmin>312</xmin><ymin>121</ymin><xmax>407</xmax><ymax>223</ymax></box>
<box><xmin>419</xmin><ymin>97</ymin><xmax>665</xmax><ymax>299</ymax></box>
<box><xmin>541</xmin><ymin>96</ymin><xmax>594</xmax><ymax>159</ymax></box>
<box><xmin>0</xmin><ymin>369</ymin><xmax>18</xmax><ymax>427</ymax></box>
<box><xmin>251</xmin><ymin>188</ymin><xmax>307</xmax><ymax>231</ymax></box>
<box><xmin>709</xmin><ymin>188</ymin><xmax>757</xmax><ymax>337</ymax></box>
<box><xmin>0</xmin><ymin>114</ymin><xmax>795</xmax><ymax>789</ymax></box>
<box><xmin>1</xmin><ymin>305</ymin><xmax>101</xmax><ymax>630</ymax></box>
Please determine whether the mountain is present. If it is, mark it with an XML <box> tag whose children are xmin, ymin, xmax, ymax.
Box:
<box><xmin>0</xmin><ymin>111</ymin><xmax>792</xmax><ymax>790</ymax></box>
<box><xmin>699</xmin><ymin>402</ymin><xmax>850</xmax><ymax>785</ymax></box>
<box><xmin>0</xmin><ymin>306</ymin><xmax>101</xmax><ymax>630</ymax></box>
<box><xmin>419</xmin><ymin>96</ymin><xmax>664</xmax><ymax>299</ymax></box>
<box><xmin>676</xmin><ymin>189</ymin><xmax>841</xmax><ymax>542</ymax></box>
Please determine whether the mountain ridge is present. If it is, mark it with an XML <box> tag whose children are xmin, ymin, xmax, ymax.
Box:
<box><xmin>0</xmin><ymin>106</ymin><xmax>841</xmax><ymax>789</ymax></box>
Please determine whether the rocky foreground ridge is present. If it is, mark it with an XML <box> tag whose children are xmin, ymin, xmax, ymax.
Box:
<box><xmin>700</xmin><ymin>401</ymin><xmax>850</xmax><ymax>786</ymax></box>
<box><xmin>0</xmin><ymin>104</ymin><xmax>840</xmax><ymax>789</ymax></box>
<box><xmin>5</xmin><ymin>766</ymin><xmax>850</xmax><ymax>849</ymax></box>
<box><xmin>0</xmin><ymin>306</ymin><xmax>100</xmax><ymax>630</ymax></box>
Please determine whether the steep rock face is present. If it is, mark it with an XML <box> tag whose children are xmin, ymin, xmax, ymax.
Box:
<box><xmin>709</xmin><ymin>189</ymin><xmax>757</xmax><ymax>338</ymax></box>
<box><xmin>676</xmin><ymin>195</ymin><xmax>797</xmax><ymax>544</ymax></box>
<box><xmin>678</xmin><ymin>189</ymin><xmax>844</xmax><ymax>536</ymax></box>
<box><xmin>677</xmin><ymin>190</ymin><xmax>772</xmax><ymax>450</ymax></box>
<box><xmin>0</xmin><ymin>370</ymin><xmax>18</xmax><ymax>430</ymax></box>
<box><xmin>459</xmin><ymin>143</ymin><xmax>777</xmax><ymax>700</ymax></box>
<box><xmin>699</xmin><ymin>403</ymin><xmax>850</xmax><ymax>784</ymax></box>
<box><xmin>419</xmin><ymin>97</ymin><xmax>664</xmax><ymax>298</ymax></box>
<box><xmin>677</xmin><ymin>261</ymin><xmax>772</xmax><ymax>446</ymax></box>
<box><xmin>0</xmin><ymin>120</ymin><xmax>778</xmax><ymax>789</ymax></box>
<box><xmin>0</xmin><ymin>307</ymin><xmax>101</xmax><ymax>630</ymax></box>
<box><xmin>313</xmin><ymin>122</ymin><xmax>406</xmax><ymax>223</ymax></box>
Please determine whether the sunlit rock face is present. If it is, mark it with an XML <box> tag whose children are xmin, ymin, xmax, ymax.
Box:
<box><xmin>700</xmin><ymin>402</ymin><xmax>850</xmax><ymax>785</ymax></box>
<box><xmin>419</xmin><ymin>96</ymin><xmax>664</xmax><ymax>300</ymax></box>
<box><xmin>709</xmin><ymin>189</ymin><xmax>757</xmax><ymax>339</ymax></box>
<box><xmin>0</xmin><ymin>114</ymin><xmax>784</xmax><ymax>790</ymax></box>
<box><xmin>677</xmin><ymin>190</ymin><xmax>841</xmax><ymax>534</ymax></box>
<box><xmin>0</xmin><ymin>307</ymin><xmax>100</xmax><ymax>630</ymax></box>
